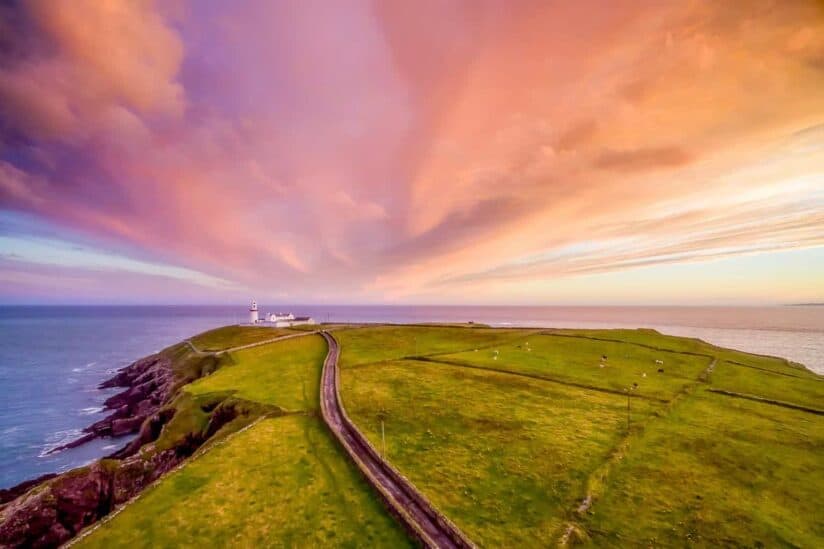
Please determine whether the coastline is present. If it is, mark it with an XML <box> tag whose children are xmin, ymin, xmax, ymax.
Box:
<box><xmin>0</xmin><ymin>328</ymin><xmax>284</xmax><ymax>547</ymax></box>
<box><xmin>40</xmin><ymin>354</ymin><xmax>175</xmax><ymax>459</ymax></box>
<box><xmin>0</xmin><ymin>352</ymin><xmax>176</xmax><ymax>545</ymax></box>
<box><xmin>1</xmin><ymin>323</ymin><xmax>822</xmax><ymax>547</ymax></box>
<box><xmin>1</xmin><ymin>321</ymin><xmax>820</xmax><ymax>500</ymax></box>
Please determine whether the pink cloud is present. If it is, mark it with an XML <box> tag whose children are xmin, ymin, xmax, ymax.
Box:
<box><xmin>594</xmin><ymin>147</ymin><xmax>693</xmax><ymax>172</ymax></box>
<box><xmin>0</xmin><ymin>0</ymin><xmax>183</xmax><ymax>143</ymax></box>
<box><xmin>0</xmin><ymin>0</ymin><xmax>822</xmax><ymax>303</ymax></box>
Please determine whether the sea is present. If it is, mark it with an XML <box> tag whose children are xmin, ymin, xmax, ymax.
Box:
<box><xmin>0</xmin><ymin>305</ymin><xmax>822</xmax><ymax>489</ymax></box>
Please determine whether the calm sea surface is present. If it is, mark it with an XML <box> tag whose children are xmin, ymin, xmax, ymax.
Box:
<box><xmin>0</xmin><ymin>305</ymin><xmax>821</xmax><ymax>488</ymax></box>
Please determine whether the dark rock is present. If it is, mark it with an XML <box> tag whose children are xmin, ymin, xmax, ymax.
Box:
<box><xmin>47</xmin><ymin>354</ymin><xmax>175</xmax><ymax>456</ymax></box>
<box><xmin>0</xmin><ymin>449</ymin><xmax>194</xmax><ymax>547</ymax></box>
<box><xmin>0</xmin><ymin>464</ymin><xmax>112</xmax><ymax>547</ymax></box>
<box><xmin>98</xmin><ymin>356</ymin><xmax>160</xmax><ymax>389</ymax></box>
<box><xmin>111</xmin><ymin>416</ymin><xmax>145</xmax><ymax>437</ymax></box>
<box><xmin>0</xmin><ymin>349</ymin><xmax>250</xmax><ymax>548</ymax></box>
<box><xmin>102</xmin><ymin>389</ymin><xmax>129</xmax><ymax>410</ymax></box>
<box><xmin>0</xmin><ymin>474</ymin><xmax>58</xmax><ymax>505</ymax></box>
<box><xmin>46</xmin><ymin>432</ymin><xmax>96</xmax><ymax>453</ymax></box>
<box><xmin>135</xmin><ymin>399</ymin><xmax>153</xmax><ymax>417</ymax></box>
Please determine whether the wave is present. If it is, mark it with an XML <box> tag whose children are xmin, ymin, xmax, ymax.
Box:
<box><xmin>79</xmin><ymin>407</ymin><xmax>104</xmax><ymax>416</ymax></box>
<box><xmin>39</xmin><ymin>429</ymin><xmax>84</xmax><ymax>458</ymax></box>
<box><xmin>71</xmin><ymin>361</ymin><xmax>98</xmax><ymax>373</ymax></box>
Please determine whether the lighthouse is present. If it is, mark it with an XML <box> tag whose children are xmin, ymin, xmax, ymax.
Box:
<box><xmin>249</xmin><ymin>299</ymin><xmax>259</xmax><ymax>324</ymax></box>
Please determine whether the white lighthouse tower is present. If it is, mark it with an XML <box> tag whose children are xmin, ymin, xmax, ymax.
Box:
<box><xmin>249</xmin><ymin>299</ymin><xmax>259</xmax><ymax>324</ymax></box>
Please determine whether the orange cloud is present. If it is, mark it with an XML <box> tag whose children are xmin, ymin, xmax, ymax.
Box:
<box><xmin>0</xmin><ymin>0</ymin><xmax>183</xmax><ymax>142</ymax></box>
<box><xmin>0</xmin><ymin>0</ymin><xmax>822</xmax><ymax>303</ymax></box>
<box><xmin>594</xmin><ymin>147</ymin><xmax>693</xmax><ymax>172</ymax></box>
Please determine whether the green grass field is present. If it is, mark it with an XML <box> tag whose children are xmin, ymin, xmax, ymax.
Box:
<box><xmin>710</xmin><ymin>360</ymin><xmax>824</xmax><ymax>410</ymax></box>
<box><xmin>78</xmin><ymin>416</ymin><xmax>410</xmax><ymax>548</ymax></box>
<box><xmin>189</xmin><ymin>325</ymin><xmax>297</xmax><ymax>351</ymax></box>
<box><xmin>582</xmin><ymin>391</ymin><xmax>824</xmax><ymax>547</ymax></box>
<box><xmin>77</xmin><ymin>332</ymin><xmax>407</xmax><ymax>548</ymax></box>
<box><xmin>339</xmin><ymin>359</ymin><xmax>658</xmax><ymax>545</ymax></box>
<box><xmin>335</xmin><ymin>324</ymin><xmax>531</xmax><ymax>367</ymax></box>
<box><xmin>337</xmin><ymin>326</ymin><xmax>824</xmax><ymax>546</ymax></box>
<box><xmin>75</xmin><ymin>324</ymin><xmax>822</xmax><ymax>548</ymax></box>
<box><xmin>437</xmin><ymin>333</ymin><xmax>711</xmax><ymax>400</ymax></box>
<box><xmin>186</xmin><ymin>334</ymin><xmax>326</xmax><ymax>411</ymax></box>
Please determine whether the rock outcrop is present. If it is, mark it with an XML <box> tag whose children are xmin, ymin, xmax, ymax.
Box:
<box><xmin>0</xmin><ymin>449</ymin><xmax>182</xmax><ymax>547</ymax></box>
<box><xmin>43</xmin><ymin>354</ymin><xmax>176</xmax><ymax>456</ymax></box>
<box><xmin>0</xmin><ymin>347</ymin><xmax>254</xmax><ymax>548</ymax></box>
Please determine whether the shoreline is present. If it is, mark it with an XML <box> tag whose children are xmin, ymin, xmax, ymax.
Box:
<box><xmin>0</xmin><ymin>353</ymin><xmax>174</xmax><ymax>504</ymax></box>
<box><xmin>0</xmin><ymin>328</ymin><xmax>281</xmax><ymax>547</ymax></box>
<box><xmin>2</xmin><ymin>322</ymin><xmax>820</xmax><ymax>496</ymax></box>
<box><xmin>0</xmin><ymin>347</ymin><xmax>194</xmax><ymax>547</ymax></box>
<box><xmin>1</xmin><ymin>323</ymin><xmax>821</xmax><ymax>547</ymax></box>
<box><xmin>2</xmin><ymin>322</ymin><xmax>820</xmax><ymax>495</ymax></box>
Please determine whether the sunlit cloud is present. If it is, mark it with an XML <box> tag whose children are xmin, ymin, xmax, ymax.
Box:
<box><xmin>0</xmin><ymin>235</ymin><xmax>237</xmax><ymax>290</ymax></box>
<box><xmin>0</xmin><ymin>0</ymin><xmax>822</xmax><ymax>304</ymax></box>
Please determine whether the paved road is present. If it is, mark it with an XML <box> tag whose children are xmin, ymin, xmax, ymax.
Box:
<box><xmin>319</xmin><ymin>331</ymin><xmax>475</xmax><ymax>549</ymax></box>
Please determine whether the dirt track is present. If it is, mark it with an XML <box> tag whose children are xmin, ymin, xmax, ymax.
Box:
<box><xmin>318</xmin><ymin>331</ymin><xmax>475</xmax><ymax>549</ymax></box>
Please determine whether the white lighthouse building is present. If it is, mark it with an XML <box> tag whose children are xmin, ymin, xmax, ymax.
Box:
<box><xmin>241</xmin><ymin>299</ymin><xmax>314</xmax><ymax>327</ymax></box>
<box><xmin>249</xmin><ymin>299</ymin><xmax>259</xmax><ymax>324</ymax></box>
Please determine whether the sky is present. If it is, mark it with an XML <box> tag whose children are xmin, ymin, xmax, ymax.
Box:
<box><xmin>0</xmin><ymin>0</ymin><xmax>822</xmax><ymax>305</ymax></box>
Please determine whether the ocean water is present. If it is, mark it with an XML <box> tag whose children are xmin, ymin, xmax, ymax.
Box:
<box><xmin>0</xmin><ymin>305</ymin><xmax>822</xmax><ymax>489</ymax></box>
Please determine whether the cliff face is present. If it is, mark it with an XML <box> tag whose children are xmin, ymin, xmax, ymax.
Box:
<box><xmin>0</xmin><ymin>450</ymin><xmax>180</xmax><ymax>548</ymax></box>
<box><xmin>0</xmin><ymin>345</ymin><xmax>260</xmax><ymax>548</ymax></box>
<box><xmin>38</xmin><ymin>354</ymin><xmax>176</xmax><ymax>458</ymax></box>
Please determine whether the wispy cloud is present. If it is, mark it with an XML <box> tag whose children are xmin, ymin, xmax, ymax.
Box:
<box><xmin>0</xmin><ymin>235</ymin><xmax>238</xmax><ymax>290</ymax></box>
<box><xmin>0</xmin><ymin>0</ymin><xmax>822</xmax><ymax>303</ymax></box>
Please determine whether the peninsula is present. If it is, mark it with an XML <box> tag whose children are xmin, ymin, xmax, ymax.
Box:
<box><xmin>1</xmin><ymin>324</ymin><xmax>822</xmax><ymax>547</ymax></box>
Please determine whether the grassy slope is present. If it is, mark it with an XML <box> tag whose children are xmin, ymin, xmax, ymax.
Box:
<box><xmin>440</xmin><ymin>333</ymin><xmax>710</xmax><ymax>400</ymax></box>
<box><xmin>338</xmin><ymin>326</ymin><xmax>823</xmax><ymax>547</ymax></box>
<box><xmin>75</xmin><ymin>324</ymin><xmax>822</xmax><ymax>548</ymax></box>
<box><xmin>584</xmin><ymin>392</ymin><xmax>824</xmax><ymax>547</ymax></box>
<box><xmin>341</xmin><ymin>359</ymin><xmax>657</xmax><ymax>546</ymax></box>
<box><xmin>188</xmin><ymin>325</ymin><xmax>297</xmax><ymax>351</ymax></box>
<box><xmin>335</xmin><ymin>324</ymin><xmax>531</xmax><ymax>367</ymax></box>
<box><xmin>557</xmin><ymin>328</ymin><xmax>816</xmax><ymax>378</ymax></box>
<box><xmin>78</xmin><ymin>332</ymin><xmax>409</xmax><ymax>548</ymax></box>
<box><xmin>80</xmin><ymin>416</ymin><xmax>409</xmax><ymax>548</ymax></box>
<box><xmin>711</xmin><ymin>360</ymin><xmax>824</xmax><ymax>410</ymax></box>
<box><xmin>186</xmin><ymin>335</ymin><xmax>327</xmax><ymax>410</ymax></box>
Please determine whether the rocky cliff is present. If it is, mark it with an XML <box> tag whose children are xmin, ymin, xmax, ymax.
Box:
<box><xmin>0</xmin><ymin>344</ymin><xmax>263</xmax><ymax>548</ymax></box>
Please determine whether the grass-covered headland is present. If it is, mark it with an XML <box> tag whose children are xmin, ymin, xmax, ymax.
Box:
<box><xmin>1</xmin><ymin>324</ymin><xmax>821</xmax><ymax>547</ymax></box>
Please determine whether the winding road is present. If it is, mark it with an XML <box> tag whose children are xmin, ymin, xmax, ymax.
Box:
<box><xmin>319</xmin><ymin>331</ymin><xmax>475</xmax><ymax>549</ymax></box>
